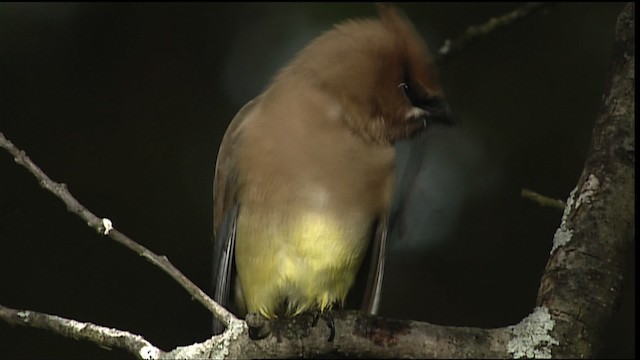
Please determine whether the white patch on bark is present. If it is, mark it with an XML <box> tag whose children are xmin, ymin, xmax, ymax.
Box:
<box><xmin>551</xmin><ymin>187</ymin><xmax>577</xmax><ymax>254</ymax></box>
<box><xmin>507</xmin><ymin>306</ymin><xmax>559</xmax><ymax>359</ymax></box>
<box><xmin>575</xmin><ymin>174</ymin><xmax>600</xmax><ymax>210</ymax></box>
<box><xmin>170</xmin><ymin>319</ymin><xmax>247</xmax><ymax>360</ymax></box>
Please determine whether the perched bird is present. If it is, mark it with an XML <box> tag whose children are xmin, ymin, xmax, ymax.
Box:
<box><xmin>212</xmin><ymin>4</ymin><xmax>451</xmax><ymax>334</ymax></box>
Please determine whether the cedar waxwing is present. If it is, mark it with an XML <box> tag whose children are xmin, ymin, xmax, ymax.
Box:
<box><xmin>212</xmin><ymin>5</ymin><xmax>451</xmax><ymax>334</ymax></box>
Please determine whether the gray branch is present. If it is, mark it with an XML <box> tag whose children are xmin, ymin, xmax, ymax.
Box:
<box><xmin>0</xmin><ymin>304</ymin><xmax>162</xmax><ymax>359</ymax></box>
<box><xmin>0</xmin><ymin>132</ymin><xmax>238</xmax><ymax>329</ymax></box>
<box><xmin>437</xmin><ymin>2</ymin><xmax>552</xmax><ymax>64</ymax></box>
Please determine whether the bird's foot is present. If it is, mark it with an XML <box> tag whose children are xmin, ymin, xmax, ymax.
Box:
<box><xmin>245</xmin><ymin>312</ymin><xmax>271</xmax><ymax>340</ymax></box>
<box><xmin>311</xmin><ymin>310</ymin><xmax>335</xmax><ymax>342</ymax></box>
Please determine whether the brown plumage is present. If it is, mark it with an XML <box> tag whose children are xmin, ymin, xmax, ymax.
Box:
<box><xmin>212</xmin><ymin>4</ymin><xmax>449</xmax><ymax>329</ymax></box>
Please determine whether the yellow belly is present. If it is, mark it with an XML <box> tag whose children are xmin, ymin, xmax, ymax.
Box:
<box><xmin>234</xmin><ymin>208</ymin><xmax>371</xmax><ymax>318</ymax></box>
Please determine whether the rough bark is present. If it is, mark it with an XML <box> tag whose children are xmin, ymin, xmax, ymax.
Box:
<box><xmin>536</xmin><ymin>3</ymin><xmax>635</xmax><ymax>358</ymax></box>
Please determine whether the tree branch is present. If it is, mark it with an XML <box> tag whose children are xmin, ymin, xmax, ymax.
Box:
<box><xmin>0</xmin><ymin>132</ymin><xmax>237</xmax><ymax>329</ymax></box>
<box><xmin>436</xmin><ymin>2</ymin><xmax>552</xmax><ymax>64</ymax></box>
<box><xmin>0</xmin><ymin>300</ymin><xmax>558</xmax><ymax>359</ymax></box>
<box><xmin>535</xmin><ymin>3</ymin><xmax>635</xmax><ymax>357</ymax></box>
<box><xmin>521</xmin><ymin>188</ymin><xmax>565</xmax><ymax>211</ymax></box>
<box><xmin>0</xmin><ymin>304</ymin><xmax>162</xmax><ymax>359</ymax></box>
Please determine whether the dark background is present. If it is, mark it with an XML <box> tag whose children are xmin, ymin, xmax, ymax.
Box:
<box><xmin>0</xmin><ymin>3</ymin><xmax>633</xmax><ymax>358</ymax></box>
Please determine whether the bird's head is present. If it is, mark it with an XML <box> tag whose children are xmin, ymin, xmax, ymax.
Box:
<box><xmin>278</xmin><ymin>4</ymin><xmax>452</xmax><ymax>144</ymax></box>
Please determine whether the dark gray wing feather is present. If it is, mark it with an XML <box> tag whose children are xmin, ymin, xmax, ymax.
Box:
<box><xmin>212</xmin><ymin>203</ymin><xmax>238</xmax><ymax>334</ymax></box>
<box><xmin>212</xmin><ymin>99</ymin><xmax>259</xmax><ymax>334</ymax></box>
<box><xmin>361</xmin><ymin>216</ymin><xmax>388</xmax><ymax>315</ymax></box>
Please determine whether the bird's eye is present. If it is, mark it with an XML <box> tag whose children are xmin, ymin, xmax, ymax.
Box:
<box><xmin>399</xmin><ymin>80</ymin><xmax>427</xmax><ymax>108</ymax></box>
<box><xmin>399</xmin><ymin>79</ymin><xmax>454</xmax><ymax>125</ymax></box>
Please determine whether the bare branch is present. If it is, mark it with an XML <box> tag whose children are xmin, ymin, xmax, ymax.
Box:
<box><xmin>0</xmin><ymin>304</ymin><xmax>162</xmax><ymax>359</ymax></box>
<box><xmin>0</xmin><ymin>132</ymin><xmax>237</xmax><ymax>328</ymax></box>
<box><xmin>521</xmin><ymin>188</ymin><xmax>565</xmax><ymax>211</ymax></box>
<box><xmin>437</xmin><ymin>2</ymin><xmax>553</xmax><ymax>64</ymax></box>
<box><xmin>219</xmin><ymin>310</ymin><xmax>514</xmax><ymax>359</ymax></box>
<box><xmin>0</xmin><ymin>301</ymin><xmax>554</xmax><ymax>358</ymax></box>
<box><xmin>0</xmin><ymin>303</ymin><xmax>249</xmax><ymax>360</ymax></box>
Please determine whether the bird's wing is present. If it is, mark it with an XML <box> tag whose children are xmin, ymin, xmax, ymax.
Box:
<box><xmin>360</xmin><ymin>131</ymin><xmax>429</xmax><ymax>315</ymax></box>
<box><xmin>361</xmin><ymin>216</ymin><xmax>388</xmax><ymax>315</ymax></box>
<box><xmin>212</xmin><ymin>98</ymin><xmax>259</xmax><ymax>333</ymax></box>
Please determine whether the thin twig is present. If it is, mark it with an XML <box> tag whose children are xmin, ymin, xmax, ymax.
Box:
<box><xmin>0</xmin><ymin>304</ymin><xmax>163</xmax><ymax>359</ymax></box>
<box><xmin>0</xmin><ymin>132</ymin><xmax>237</xmax><ymax>328</ymax></box>
<box><xmin>521</xmin><ymin>188</ymin><xmax>566</xmax><ymax>211</ymax></box>
<box><xmin>437</xmin><ymin>2</ymin><xmax>553</xmax><ymax>64</ymax></box>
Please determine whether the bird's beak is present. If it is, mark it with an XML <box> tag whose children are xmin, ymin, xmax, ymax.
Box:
<box><xmin>407</xmin><ymin>97</ymin><xmax>457</xmax><ymax>128</ymax></box>
<box><xmin>424</xmin><ymin>97</ymin><xmax>457</xmax><ymax>127</ymax></box>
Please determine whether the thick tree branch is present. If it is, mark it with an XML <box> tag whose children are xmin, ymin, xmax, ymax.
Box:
<box><xmin>535</xmin><ymin>3</ymin><xmax>635</xmax><ymax>358</ymax></box>
<box><xmin>0</xmin><ymin>301</ymin><xmax>555</xmax><ymax>359</ymax></box>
